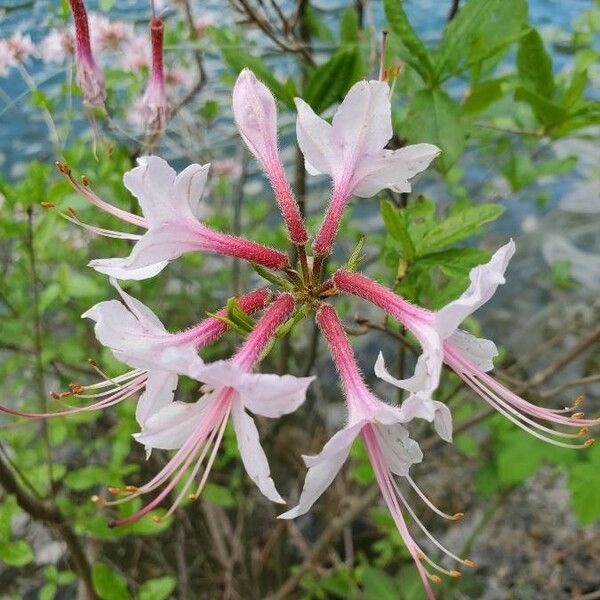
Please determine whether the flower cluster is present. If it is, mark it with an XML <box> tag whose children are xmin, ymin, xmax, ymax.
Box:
<box><xmin>4</xmin><ymin>68</ymin><xmax>597</xmax><ymax>599</ymax></box>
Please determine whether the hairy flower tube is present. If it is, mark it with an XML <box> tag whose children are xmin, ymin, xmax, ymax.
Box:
<box><xmin>68</xmin><ymin>0</ymin><xmax>106</xmax><ymax>107</ymax></box>
<box><xmin>141</xmin><ymin>17</ymin><xmax>168</xmax><ymax>132</ymax></box>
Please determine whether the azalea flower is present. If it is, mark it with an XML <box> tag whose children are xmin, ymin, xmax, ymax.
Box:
<box><xmin>295</xmin><ymin>79</ymin><xmax>440</xmax><ymax>255</ymax></box>
<box><xmin>88</xmin><ymin>13</ymin><xmax>133</xmax><ymax>52</ymax></box>
<box><xmin>103</xmin><ymin>294</ymin><xmax>314</xmax><ymax>526</ymax></box>
<box><xmin>120</xmin><ymin>34</ymin><xmax>150</xmax><ymax>71</ymax></box>
<box><xmin>0</xmin><ymin>282</ymin><xmax>271</xmax><ymax>428</ymax></box>
<box><xmin>141</xmin><ymin>17</ymin><xmax>168</xmax><ymax>132</ymax></box>
<box><xmin>68</xmin><ymin>0</ymin><xmax>106</xmax><ymax>107</ymax></box>
<box><xmin>38</xmin><ymin>29</ymin><xmax>74</xmax><ymax>64</ymax></box>
<box><xmin>6</xmin><ymin>33</ymin><xmax>35</xmax><ymax>63</ymax></box>
<box><xmin>334</xmin><ymin>241</ymin><xmax>597</xmax><ymax>448</ymax></box>
<box><xmin>280</xmin><ymin>305</ymin><xmax>470</xmax><ymax>598</ymax></box>
<box><xmin>55</xmin><ymin>156</ymin><xmax>288</xmax><ymax>279</ymax></box>
<box><xmin>233</xmin><ymin>69</ymin><xmax>308</xmax><ymax>245</ymax></box>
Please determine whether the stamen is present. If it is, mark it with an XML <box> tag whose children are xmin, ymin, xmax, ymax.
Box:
<box><xmin>405</xmin><ymin>475</ymin><xmax>464</xmax><ymax>521</ymax></box>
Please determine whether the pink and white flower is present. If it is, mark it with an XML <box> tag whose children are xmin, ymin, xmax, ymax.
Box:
<box><xmin>88</xmin><ymin>13</ymin><xmax>133</xmax><ymax>52</ymax></box>
<box><xmin>57</xmin><ymin>156</ymin><xmax>288</xmax><ymax>279</ymax></box>
<box><xmin>106</xmin><ymin>294</ymin><xmax>314</xmax><ymax>526</ymax></box>
<box><xmin>233</xmin><ymin>69</ymin><xmax>308</xmax><ymax>245</ymax></box>
<box><xmin>120</xmin><ymin>34</ymin><xmax>150</xmax><ymax>71</ymax></box>
<box><xmin>38</xmin><ymin>29</ymin><xmax>74</xmax><ymax>64</ymax></box>
<box><xmin>295</xmin><ymin>79</ymin><xmax>440</xmax><ymax>255</ymax></box>
<box><xmin>6</xmin><ymin>33</ymin><xmax>35</xmax><ymax>63</ymax></box>
<box><xmin>280</xmin><ymin>305</ymin><xmax>468</xmax><ymax>598</ymax></box>
<box><xmin>334</xmin><ymin>241</ymin><xmax>597</xmax><ymax>448</ymax></box>
<box><xmin>68</xmin><ymin>0</ymin><xmax>106</xmax><ymax>107</ymax></box>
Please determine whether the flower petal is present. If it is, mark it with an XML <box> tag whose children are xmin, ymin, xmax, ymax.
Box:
<box><xmin>449</xmin><ymin>329</ymin><xmax>498</xmax><ymax>373</ymax></box>
<box><xmin>89</xmin><ymin>257</ymin><xmax>168</xmax><ymax>281</ymax></box>
<box><xmin>110</xmin><ymin>278</ymin><xmax>166</xmax><ymax>332</ymax></box>
<box><xmin>351</xmin><ymin>144</ymin><xmax>440</xmax><ymax>198</ymax></box>
<box><xmin>331</xmin><ymin>80</ymin><xmax>392</xmax><ymax>156</ymax></box>
<box><xmin>134</xmin><ymin>393</ymin><xmax>219</xmax><ymax>450</ymax></box>
<box><xmin>294</xmin><ymin>97</ymin><xmax>337</xmax><ymax>177</ymax></box>
<box><xmin>278</xmin><ymin>423</ymin><xmax>363</xmax><ymax>519</ymax></box>
<box><xmin>434</xmin><ymin>241</ymin><xmax>516</xmax><ymax>338</ymax></box>
<box><xmin>173</xmin><ymin>162</ymin><xmax>210</xmax><ymax>221</ymax></box>
<box><xmin>136</xmin><ymin>370</ymin><xmax>177</xmax><ymax>426</ymax></box>
<box><xmin>374</xmin><ymin>423</ymin><xmax>423</xmax><ymax>476</ymax></box>
<box><xmin>231</xmin><ymin>400</ymin><xmax>284</xmax><ymax>503</ymax></box>
<box><xmin>432</xmin><ymin>401</ymin><xmax>453</xmax><ymax>443</ymax></box>
<box><xmin>236</xmin><ymin>373</ymin><xmax>315</xmax><ymax>418</ymax></box>
<box><xmin>232</xmin><ymin>69</ymin><xmax>279</xmax><ymax>171</ymax></box>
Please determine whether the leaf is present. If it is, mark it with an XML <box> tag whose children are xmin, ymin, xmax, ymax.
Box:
<box><xmin>402</xmin><ymin>89</ymin><xmax>465</xmax><ymax>172</ymax></box>
<box><xmin>569</xmin><ymin>448</ymin><xmax>600</xmax><ymax>526</ymax></box>
<box><xmin>138</xmin><ymin>576</ymin><xmax>177</xmax><ymax>600</ymax></box>
<box><xmin>40</xmin><ymin>583</ymin><xmax>57</xmax><ymax>600</ymax></box>
<box><xmin>383</xmin><ymin>0</ymin><xmax>433</xmax><ymax>82</ymax></box>
<box><xmin>380</xmin><ymin>201</ymin><xmax>415</xmax><ymax>261</ymax></box>
<box><xmin>436</xmin><ymin>0</ymin><xmax>527</xmax><ymax>81</ymax></box>
<box><xmin>463</xmin><ymin>78</ymin><xmax>506</xmax><ymax>115</ymax></box>
<box><xmin>304</xmin><ymin>5</ymin><xmax>334</xmax><ymax>43</ymax></box>
<box><xmin>203</xmin><ymin>483</ymin><xmax>236</xmax><ymax>508</ymax></box>
<box><xmin>415</xmin><ymin>204</ymin><xmax>504</xmax><ymax>254</ymax></box>
<box><xmin>517</xmin><ymin>28</ymin><xmax>555</xmax><ymax>98</ymax></box>
<box><xmin>345</xmin><ymin>235</ymin><xmax>366</xmax><ymax>272</ymax></box>
<box><xmin>64</xmin><ymin>465</ymin><xmax>110</xmax><ymax>491</ymax></box>
<box><xmin>362</xmin><ymin>567</ymin><xmax>398</xmax><ymax>600</ymax></box>
<box><xmin>304</xmin><ymin>49</ymin><xmax>362</xmax><ymax>114</ymax></box>
<box><xmin>340</xmin><ymin>7</ymin><xmax>360</xmax><ymax>44</ymax></box>
<box><xmin>92</xmin><ymin>563</ymin><xmax>132</xmax><ymax>600</ymax></box>
<box><xmin>0</xmin><ymin>540</ymin><xmax>34</xmax><ymax>567</ymax></box>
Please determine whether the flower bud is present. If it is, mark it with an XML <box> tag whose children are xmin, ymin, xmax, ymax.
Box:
<box><xmin>141</xmin><ymin>17</ymin><xmax>168</xmax><ymax>132</ymax></box>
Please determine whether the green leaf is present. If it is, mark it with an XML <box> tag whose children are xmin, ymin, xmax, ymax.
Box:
<box><xmin>340</xmin><ymin>7</ymin><xmax>360</xmax><ymax>44</ymax></box>
<box><xmin>436</xmin><ymin>0</ymin><xmax>527</xmax><ymax>81</ymax></box>
<box><xmin>40</xmin><ymin>582</ymin><xmax>57</xmax><ymax>600</ymax></box>
<box><xmin>0</xmin><ymin>495</ymin><xmax>19</xmax><ymax>540</ymax></box>
<box><xmin>380</xmin><ymin>201</ymin><xmax>415</xmax><ymax>261</ymax></box>
<box><xmin>415</xmin><ymin>204</ymin><xmax>504</xmax><ymax>254</ymax></box>
<box><xmin>463</xmin><ymin>78</ymin><xmax>506</xmax><ymax>115</ymax></box>
<box><xmin>383</xmin><ymin>0</ymin><xmax>433</xmax><ymax>82</ymax></box>
<box><xmin>252</xmin><ymin>264</ymin><xmax>292</xmax><ymax>290</ymax></box>
<box><xmin>92</xmin><ymin>563</ymin><xmax>132</xmax><ymax>600</ymax></box>
<box><xmin>64</xmin><ymin>465</ymin><xmax>110</xmax><ymax>491</ymax></box>
<box><xmin>362</xmin><ymin>567</ymin><xmax>397</xmax><ymax>600</ymax></box>
<box><xmin>304</xmin><ymin>5</ymin><xmax>335</xmax><ymax>43</ymax></box>
<box><xmin>138</xmin><ymin>576</ymin><xmax>177</xmax><ymax>600</ymax></box>
<box><xmin>304</xmin><ymin>49</ymin><xmax>362</xmax><ymax>114</ymax></box>
<box><xmin>203</xmin><ymin>483</ymin><xmax>236</xmax><ymax>508</ymax></box>
<box><xmin>517</xmin><ymin>28</ymin><xmax>555</xmax><ymax>98</ymax></box>
<box><xmin>402</xmin><ymin>89</ymin><xmax>464</xmax><ymax>172</ymax></box>
<box><xmin>0</xmin><ymin>540</ymin><xmax>34</xmax><ymax>566</ymax></box>
<box><xmin>568</xmin><ymin>447</ymin><xmax>600</xmax><ymax>525</ymax></box>
<box><xmin>345</xmin><ymin>234</ymin><xmax>366</xmax><ymax>272</ymax></box>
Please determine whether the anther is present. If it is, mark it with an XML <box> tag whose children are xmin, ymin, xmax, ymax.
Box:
<box><xmin>107</xmin><ymin>487</ymin><xmax>122</xmax><ymax>496</ymax></box>
<box><xmin>188</xmin><ymin>494</ymin><xmax>198</xmax><ymax>501</ymax></box>
<box><xmin>428</xmin><ymin>575</ymin><xmax>442</xmax><ymax>584</ymax></box>
<box><xmin>81</xmin><ymin>175</ymin><xmax>90</xmax><ymax>186</ymax></box>
<box><xmin>87</xmin><ymin>358</ymin><xmax>97</xmax><ymax>366</ymax></box>
<box><xmin>579</xmin><ymin>427</ymin><xmax>589</xmax><ymax>436</ymax></box>
<box><xmin>69</xmin><ymin>383</ymin><xmax>85</xmax><ymax>394</ymax></box>
<box><xmin>41</xmin><ymin>202</ymin><xmax>55</xmax><ymax>209</ymax></box>
<box><xmin>571</xmin><ymin>412</ymin><xmax>585</xmax><ymax>420</ymax></box>
<box><xmin>574</xmin><ymin>395</ymin><xmax>584</xmax><ymax>407</ymax></box>
<box><xmin>49</xmin><ymin>391</ymin><xmax>60</xmax><ymax>400</ymax></box>
<box><xmin>449</xmin><ymin>570</ymin><xmax>462</xmax><ymax>578</ymax></box>
<box><xmin>67</xmin><ymin>207</ymin><xmax>77</xmax><ymax>217</ymax></box>
<box><xmin>463</xmin><ymin>559</ymin><xmax>477</xmax><ymax>568</ymax></box>
<box><xmin>125</xmin><ymin>485</ymin><xmax>139</xmax><ymax>493</ymax></box>
<box><xmin>91</xmin><ymin>495</ymin><xmax>105</xmax><ymax>505</ymax></box>
<box><xmin>55</xmin><ymin>161</ymin><xmax>71</xmax><ymax>174</ymax></box>
<box><xmin>152</xmin><ymin>516</ymin><xmax>162</xmax><ymax>523</ymax></box>
<box><xmin>584</xmin><ymin>439</ymin><xmax>595</xmax><ymax>448</ymax></box>
<box><xmin>452</xmin><ymin>512</ymin><xmax>464</xmax><ymax>520</ymax></box>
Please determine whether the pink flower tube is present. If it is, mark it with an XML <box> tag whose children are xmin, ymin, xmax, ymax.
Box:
<box><xmin>142</xmin><ymin>17</ymin><xmax>168</xmax><ymax>131</ymax></box>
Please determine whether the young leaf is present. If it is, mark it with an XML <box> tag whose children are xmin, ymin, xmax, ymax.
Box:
<box><xmin>138</xmin><ymin>577</ymin><xmax>177</xmax><ymax>600</ymax></box>
<box><xmin>345</xmin><ymin>234</ymin><xmax>366</xmax><ymax>272</ymax></box>
<box><xmin>517</xmin><ymin>28</ymin><xmax>555</xmax><ymax>98</ymax></box>
<box><xmin>380</xmin><ymin>201</ymin><xmax>415</xmax><ymax>261</ymax></box>
<box><xmin>383</xmin><ymin>0</ymin><xmax>434</xmax><ymax>82</ymax></box>
<box><xmin>304</xmin><ymin>49</ymin><xmax>362</xmax><ymax>114</ymax></box>
<box><xmin>340</xmin><ymin>6</ymin><xmax>360</xmax><ymax>44</ymax></box>
<box><xmin>92</xmin><ymin>563</ymin><xmax>131</xmax><ymax>600</ymax></box>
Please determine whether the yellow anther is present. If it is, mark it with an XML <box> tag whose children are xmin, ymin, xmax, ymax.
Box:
<box><xmin>574</xmin><ymin>395</ymin><xmax>584</xmax><ymax>407</ymax></box>
<box><xmin>449</xmin><ymin>570</ymin><xmax>462</xmax><ymax>578</ymax></box>
<box><xmin>125</xmin><ymin>485</ymin><xmax>139</xmax><ymax>493</ymax></box>
<box><xmin>571</xmin><ymin>412</ymin><xmax>585</xmax><ymax>420</ymax></box>
<box><xmin>464</xmin><ymin>559</ymin><xmax>477</xmax><ymax>568</ymax></box>
<box><xmin>452</xmin><ymin>512</ymin><xmax>464</xmax><ymax>520</ymax></box>
<box><xmin>428</xmin><ymin>575</ymin><xmax>442</xmax><ymax>584</ymax></box>
<box><xmin>152</xmin><ymin>516</ymin><xmax>162</xmax><ymax>523</ymax></box>
<box><xmin>55</xmin><ymin>161</ymin><xmax>71</xmax><ymax>174</ymax></box>
<box><xmin>91</xmin><ymin>495</ymin><xmax>105</xmax><ymax>506</ymax></box>
<box><xmin>81</xmin><ymin>175</ymin><xmax>90</xmax><ymax>186</ymax></box>
<box><xmin>579</xmin><ymin>427</ymin><xmax>589</xmax><ymax>436</ymax></box>
<box><xmin>584</xmin><ymin>439</ymin><xmax>595</xmax><ymax>448</ymax></box>
<box><xmin>188</xmin><ymin>494</ymin><xmax>198</xmax><ymax>501</ymax></box>
<box><xmin>41</xmin><ymin>202</ymin><xmax>55</xmax><ymax>209</ymax></box>
<box><xmin>107</xmin><ymin>487</ymin><xmax>122</xmax><ymax>496</ymax></box>
<box><xmin>87</xmin><ymin>358</ymin><xmax>97</xmax><ymax>366</ymax></box>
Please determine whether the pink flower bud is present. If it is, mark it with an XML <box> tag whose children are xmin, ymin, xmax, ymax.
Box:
<box><xmin>68</xmin><ymin>0</ymin><xmax>106</xmax><ymax>107</ymax></box>
<box><xmin>142</xmin><ymin>17</ymin><xmax>168</xmax><ymax>132</ymax></box>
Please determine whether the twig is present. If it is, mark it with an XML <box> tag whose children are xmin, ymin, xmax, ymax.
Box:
<box><xmin>540</xmin><ymin>373</ymin><xmax>600</xmax><ymax>400</ymax></box>
<box><xmin>447</xmin><ymin>0</ymin><xmax>460</xmax><ymax>21</ymax></box>
<box><xmin>0</xmin><ymin>452</ymin><xmax>97</xmax><ymax>599</ymax></box>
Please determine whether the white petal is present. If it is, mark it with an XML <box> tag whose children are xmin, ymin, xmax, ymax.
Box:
<box><xmin>134</xmin><ymin>393</ymin><xmax>219</xmax><ymax>450</ymax></box>
<box><xmin>193</xmin><ymin>360</ymin><xmax>246</xmax><ymax>388</ymax></box>
<box><xmin>374</xmin><ymin>423</ymin><xmax>423</xmax><ymax>476</ymax></box>
<box><xmin>123</xmin><ymin>156</ymin><xmax>177</xmax><ymax>228</ymax></box>
<box><xmin>173</xmin><ymin>163</ymin><xmax>210</xmax><ymax>221</ymax></box>
<box><xmin>432</xmin><ymin>401</ymin><xmax>453</xmax><ymax>443</ymax></box>
<box><xmin>231</xmin><ymin>400</ymin><xmax>284</xmax><ymax>503</ymax></box>
<box><xmin>136</xmin><ymin>370</ymin><xmax>177</xmax><ymax>426</ymax></box>
<box><xmin>351</xmin><ymin>144</ymin><xmax>440</xmax><ymax>198</ymax></box>
<box><xmin>331</xmin><ymin>80</ymin><xmax>392</xmax><ymax>155</ymax></box>
<box><xmin>449</xmin><ymin>329</ymin><xmax>498</xmax><ymax>373</ymax></box>
<box><xmin>434</xmin><ymin>240</ymin><xmax>516</xmax><ymax>338</ymax></box>
<box><xmin>89</xmin><ymin>257</ymin><xmax>168</xmax><ymax>281</ymax></box>
<box><xmin>236</xmin><ymin>372</ymin><xmax>315</xmax><ymax>418</ymax></box>
<box><xmin>294</xmin><ymin>97</ymin><xmax>337</xmax><ymax>177</ymax></box>
<box><xmin>109</xmin><ymin>278</ymin><xmax>166</xmax><ymax>332</ymax></box>
<box><xmin>278</xmin><ymin>423</ymin><xmax>362</xmax><ymax>519</ymax></box>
